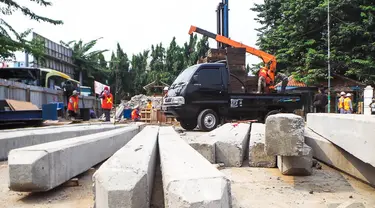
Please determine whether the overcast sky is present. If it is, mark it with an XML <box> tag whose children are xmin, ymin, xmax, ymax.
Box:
<box><xmin>6</xmin><ymin>0</ymin><xmax>264</xmax><ymax>66</ymax></box>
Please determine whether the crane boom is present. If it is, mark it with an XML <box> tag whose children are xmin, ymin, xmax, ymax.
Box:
<box><xmin>188</xmin><ymin>25</ymin><xmax>277</xmax><ymax>88</ymax></box>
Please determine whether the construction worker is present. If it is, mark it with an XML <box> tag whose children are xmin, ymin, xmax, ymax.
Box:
<box><xmin>257</xmin><ymin>67</ymin><xmax>268</xmax><ymax>93</ymax></box>
<box><xmin>67</xmin><ymin>90</ymin><xmax>79</xmax><ymax>120</ymax></box>
<box><xmin>338</xmin><ymin>91</ymin><xmax>346</xmax><ymax>114</ymax></box>
<box><xmin>313</xmin><ymin>88</ymin><xmax>328</xmax><ymax>113</ymax></box>
<box><xmin>131</xmin><ymin>105</ymin><xmax>140</xmax><ymax>121</ymax></box>
<box><xmin>369</xmin><ymin>98</ymin><xmax>375</xmax><ymax>115</ymax></box>
<box><xmin>146</xmin><ymin>99</ymin><xmax>153</xmax><ymax>109</ymax></box>
<box><xmin>344</xmin><ymin>93</ymin><xmax>353</xmax><ymax>114</ymax></box>
<box><xmin>100</xmin><ymin>86</ymin><xmax>113</xmax><ymax>122</ymax></box>
<box><xmin>275</xmin><ymin>72</ymin><xmax>289</xmax><ymax>93</ymax></box>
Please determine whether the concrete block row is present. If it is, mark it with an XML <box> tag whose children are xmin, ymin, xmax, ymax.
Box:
<box><xmin>307</xmin><ymin>113</ymin><xmax>375</xmax><ymax>167</ymax></box>
<box><xmin>265</xmin><ymin>114</ymin><xmax>313</xmax><ymax>175</ymax></box>
<box><xmin>8</xmin><ymin>125</ymin><xmax>140</xmax><ymax>192</ymax></box>
<box><xmin>159</xmin><ymin>126</ymin><xmax>232</xmax><ymax>207</ymax></box>
<box><xmin>305</xmin><ymin>127</ymin><xmax>375</xmax><ymax>187</ymax></box>
<box><xmin>94</xmin><ymin>126</ymin><xmax>159</xmax><ymax>208</ymax></box>
<box><xmin>187</xmin><ymin>123</ymin><xmax>250</xmax><ymax>167</ymax></box>
<box><xmin>0</xmin><ymin>123</ymin><xmax>130</xmax><ymax>161</ymax></box>
<box><xmin>248</xmin><ymin>123</ymin><xmax>276</xmax><ymax>168</ymax></box>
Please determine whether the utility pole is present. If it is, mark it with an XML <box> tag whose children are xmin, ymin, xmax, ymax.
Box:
<box><xmin>327</xmin><ymin>0</ymin><xmax>331</xmax><ymax>113</ymax></box>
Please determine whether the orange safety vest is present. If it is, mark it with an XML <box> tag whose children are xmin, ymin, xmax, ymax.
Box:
<box><xmin>68</xmin><ymin>96</ymin><xmax>79</xmax><ymax>111</ymax></box>
<box><xmin>131</xmin><ymin>109</ymin><xmax>139</xmax><ymax>120</ymax></box>
<box><xmin>344</xmin><ymin>97</ymin><xmax>351</xmax><ymax>111</ymax></box>
<box><xmin>259</xmin><ymin>68</ymin><xmax>267</xmax><ymax>78</ymax></box>
<box><xmin>338</xmin><ymin>97</ymin><xmax>345</xmax><ymax>109</ymax></box>
<box><xmin>101</xmin><ymin>93</ymin><xmax>113</xmax><ymax>110</ymax></box>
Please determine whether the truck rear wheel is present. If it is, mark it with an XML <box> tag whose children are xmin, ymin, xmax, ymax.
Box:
<box><xmin>197</xmin><ymin>109</ymin><xmax>219</xmax><ymax>132</ymax></box>
<box><xmin>179</xmin><ymin>120</ymin><xmax>197</xmax><ymax>131</ymax></box>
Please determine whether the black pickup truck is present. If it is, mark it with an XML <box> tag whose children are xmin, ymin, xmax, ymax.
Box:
<box><xmin>162</xmin><ymin>63</ymin><xmax>305</xmax><ymax>131</ymax></box>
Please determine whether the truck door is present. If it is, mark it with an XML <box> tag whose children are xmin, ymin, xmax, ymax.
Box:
<box><xmin>191</xmin><ymin>67</ymin><xmax>227</xmax><ymax>105</ymax></box>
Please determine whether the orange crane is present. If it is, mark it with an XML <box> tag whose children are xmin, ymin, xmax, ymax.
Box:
<box><xmin>188</xmin><ymin>25</ymin><xmax>277</xmax><ymax>91</ymax></box>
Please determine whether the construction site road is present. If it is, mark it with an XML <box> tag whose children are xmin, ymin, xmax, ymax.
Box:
<box><xmin>0</xmin><ymin>128</ymin><xmax>374</xmax><ymax>208</ymax></box>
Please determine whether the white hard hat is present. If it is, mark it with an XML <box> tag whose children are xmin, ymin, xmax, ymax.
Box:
<box><xmin>163</xmin><ymin>86</ymin><xmax>168</xmax><ymax>91</ymax></box>
<box><xmin>340</xmin><ymin>92</ymin><xmax>346</xmax><ymax>96</ymax></box>
<box><xmin>72</xmin><ymin>90</ymin><xmax>78</xmax><ymax>95</ymax></box>
<box><xmin>346</xmin><ymin>93</ymin><xmax>352</xmax><ymax>97</ymax></box>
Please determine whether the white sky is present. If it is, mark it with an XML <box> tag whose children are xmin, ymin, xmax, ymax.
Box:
<box><xmin>5</xmin><ymin>0</ymin><xmax>264</xmax><ymax>66</ymax></box>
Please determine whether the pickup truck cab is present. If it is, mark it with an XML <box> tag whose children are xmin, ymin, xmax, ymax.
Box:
<box><xmin>162</xmin><ymin>63</ymin><xmax>304</xmax><ymax>131</ymax></box>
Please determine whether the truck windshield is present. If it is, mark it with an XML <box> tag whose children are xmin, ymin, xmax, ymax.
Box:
<box><xmin>171</xmin><ymin>65</ymin><xmax>198</xmax><ymax>88</ymax></box>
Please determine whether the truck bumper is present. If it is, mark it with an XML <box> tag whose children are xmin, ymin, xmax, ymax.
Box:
<box><xmin>161</xmin><ymin>104</ymin><xmax>197</xmax><ymax>120</ymax></box>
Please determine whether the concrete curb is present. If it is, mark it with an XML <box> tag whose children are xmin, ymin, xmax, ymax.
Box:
<box><xmin>8</xmin><ymin>125</ymin><xmax>140</xmax><ymax>192</ymax></box>
<box><xmin>159</xmin><ymin>127</ymin><xmax>232</xmax><ymax>207</ymax></box>
<box><xmin>93</xmin><ymin>125</ymin><xmax>159</xmax><ymax>208</ymax></box>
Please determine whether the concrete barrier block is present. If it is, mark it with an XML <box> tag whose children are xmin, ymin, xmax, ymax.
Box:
<box><xmin>249</xmin><ymin>123</ymin><xmax>277</xmax><ymax>168</ymax></box>
<box><xmin>305</xmin><ymin>127</ymin><xmax>375</xmax><ymax>187</ymax></box>
<box><xmin>265</xmin><ymin>113</ymin><xmax>305</xmax><ymax>156</ymax></box>
<box><xmin>215</xmin><ymin>123</ymin><xmax>250</xmax><ymax>167</ymax></box>
<box><xmin>8</xmin><ymin>125</ymin><xmax>139</xmax><ymax>192</ymax></box>
<box><xmin>277</xmin><ymin>145</ymin><xmax>313</xmax><ymax>176</ymax></box>
<box><xmin>159</xmin><ymin>127</ymin><xmax>232</xmax><ymax>208</ymax></box>
<box><xmin>307</xmin><ymin>113</ymin><xmax>375</xmax><ymax>167</ymax></box>
<box><xmin>94</xmin><ymin>126</ymin><xmax>159</xmax><ymax>208</ymax></box>
<box><xmin>186</xmin><ymin>137</ymin><xmax>216</xmax><ymax>163</ymax></box>
<box><xmin>0</xmin><ymin>124</ymin><xmax>129</xmax><ymax>161</ymax></box>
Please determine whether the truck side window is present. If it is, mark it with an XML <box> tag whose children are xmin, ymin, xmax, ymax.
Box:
<box><xmin>198</xmin><ymin>68</ymin><xmax>221</xmax><ymax>86</ymax></box>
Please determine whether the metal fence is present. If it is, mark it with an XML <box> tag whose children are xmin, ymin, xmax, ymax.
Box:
<box><xmin>0</xmin><ymin>78</ymin><xmax>100</xmax><ymax>113</ymax></box>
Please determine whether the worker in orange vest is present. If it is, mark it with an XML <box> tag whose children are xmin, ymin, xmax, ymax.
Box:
<box><xmin>67</xmin><ymin>90</ymin><xmax>79</xmax><ymax>120</ymax></box>
<box><xmin>257</xmin><ymin>67</ymin><xmax>269</xmax><ymax>93</ymax></box>
<box><xmin>100</xmin><ymin>86</ymin><xmax>113</xmax><ymax>122</ymax></box>
<box><xmin>338</xmin><ymin>91</ymin><xmax>346</xmax><ymax>114</ymax></box>
<box><xmin>131</xmin><ymin>105</ymin><xmax>140</xmax><ymax>121</ymax></box>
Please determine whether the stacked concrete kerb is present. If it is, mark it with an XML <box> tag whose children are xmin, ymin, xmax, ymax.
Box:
<box><xmin>307</xmin><ymin>113</ymin><xmax>375</xmax><ymax>167</ymax></box>
<box><xmin>265</xmin><ymin>113</ymin><xmax>313</xmax><ymax>175</ymax></box>
<box><xmin>94</xmin><ymin>125</ymin><xmax>159</xmax><ymax>208</ymax></box>
<box><xmin>305</xmin><ymin>127</ymin><xmax>375</xmax><ymax>187</ymax></box>
<box><xmin>159</xmin><ymin>126</ymin><xmax>232</xmax><ymax>207</ymax></box>
<box><xmin>8</xmin><ymin>125</ymin><xmax>140</xmax><ymax>192</ymax></box>
<box><xmin>248</xmin><ymin>123</ymin><xmax>276</xmax><ymax>168</ymax></box>
<box><xmin>215</xmin><ymin>123</ymin><xmax>251</xmax><ymax>167</ymax></box>
<box><xmin>0</xmin><ymin>123</ymin><xmax>128</xmax><ymax>161</ymax></box>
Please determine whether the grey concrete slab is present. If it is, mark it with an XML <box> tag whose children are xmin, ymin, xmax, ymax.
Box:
<box><xmin>277</xmin><ymin>145</ymin><xmax>313</xmax><ymax>176</ymax></box>
<box><xmin>93</xmin><ymin>125</ymin><xmax>159</xmax><ymax>208</ymax></box>
<box><xmin>8</xmin><ymin>125</ymin><xmax>140</xmax><ymax>192</ymax></box>
<box><xmin>265</xmin><ymin>113</ymin><xmax>305</xmax><ymax>156</ymax></box>
<box><xmin>158</xmin><ymin>127</ymin><xmax>232</xmax><ymax>208</ymax></box>
<box><xmin>249</xmin><ymin>123</ymin><xmax>277</xmax><ymax>168</ymax></box>
<box><xmin>307</xmin><ymin>113</ymin><xmax>375</xmax><ymax>167</ymax></box>
<box><xmin>215</xmin><ymin>123</ymin><xmax>251</xmax><ymax>167</ymax></box>
<box><xmin>305</xmin><ymin>127</ymin><xmax>375</xmax><ymax>187</ymax></box>
<box><xmin>0</xmin><ymin>123</ymin><xmax>131</xmax><ymax>161</ymax></box>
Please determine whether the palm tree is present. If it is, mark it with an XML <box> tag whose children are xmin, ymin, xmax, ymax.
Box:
<box><xmin>60</xmin><ymin>38</ymin><xmax>108</xmax><ymax>85</ymax></box>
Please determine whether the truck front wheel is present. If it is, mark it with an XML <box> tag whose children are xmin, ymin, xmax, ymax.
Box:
<box><xmin>197</xmin><ymin>109</ymin><xmax>219</xmax><ymax>132</ymax></box>
<box><xmin>179</xmin><ymin>120</ymin><xmax>197</xmax><ymax>131</ymax></box>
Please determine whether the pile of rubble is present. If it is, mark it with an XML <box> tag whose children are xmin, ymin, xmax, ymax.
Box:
<box><xmin>123</xmin><ymin>94</ymin><xmax>163</xmax><ymax>109</ymax></box>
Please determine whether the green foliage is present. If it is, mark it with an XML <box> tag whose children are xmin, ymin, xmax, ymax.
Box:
<box><xmin>251</xmin><ymin>0</ymin><xmax>375</xmax><ymax>85</ymax></box>
<box><xmin>0</xmin><ymin>0</ymin><xmax>63</xmax><ymax>61</ymax></box>
<box><xmin>60</xmin><ymin>38</ymin><xmax>109</xmax><ymax>87</ymax></box>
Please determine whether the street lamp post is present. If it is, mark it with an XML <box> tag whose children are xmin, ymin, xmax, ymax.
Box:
<box><xmin>327</xmin><ymin>0</ymin><xmax>331</xmax><ymax>113</ymax></box>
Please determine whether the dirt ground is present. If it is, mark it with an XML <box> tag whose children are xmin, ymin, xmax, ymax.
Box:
<box><xmin>0</xmin><ymin>129</ymin><xmax>374</xmax><ymax>208</ymax></box>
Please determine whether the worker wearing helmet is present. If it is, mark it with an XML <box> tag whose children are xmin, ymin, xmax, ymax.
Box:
<box><xmin>257</xmin><ymin>67</ymin><xmax>268</xmax><ymax>93</ymax></box>
<box><xmin>131</xmin><ymin>105</ymin><xmax>140</xmax><ymax>121</ymax></box>
<box><xmin>67</xmin><ymin>90</ymin><xmax>79</xmax><ymax>120</ymax></box>
<box><xmin>338</xmin><ymin>91</ymin><xmax>346</xmax><ymax>114</ymax></box>
<box><xmin>100</xmin><ymin>86</ymin><xmax>113</xmax><ymax>122</ymax></box>
<box><xmin>344</xmin><ymin>93</ymin><xmax>353</xmax><ymax>114</ymax></box>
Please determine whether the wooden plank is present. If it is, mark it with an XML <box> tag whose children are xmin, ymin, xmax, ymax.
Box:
<box><xmin>226</xmin><ymin>47</ymin><xmax>246</xmax><ymax>55</ymax></box>
<box><xmin>5</xmin><ymin>99</ymin><xmax>39</xmax><ymax>111</ymax></box>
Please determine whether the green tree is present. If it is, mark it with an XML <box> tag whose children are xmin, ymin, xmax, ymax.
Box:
<box><xmin>252</xmin><ymin>0</ymin><xmax>375</xmax><ymax>85</ymax></box>
<box><xmin>0</xmin><ymin>0</ymin><xmax>62</xmax><ymax>60</ymax></box>
<box><xmin>60</xmin><ymin>38</ymin><xmax>108</xmax><ymax>86</ymax></box>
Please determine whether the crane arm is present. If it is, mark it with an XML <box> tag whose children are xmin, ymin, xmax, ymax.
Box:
<box><xmin>189</xmin><ymin>25</ymin><xmax>277</xmax><ymax>85</ymax></box>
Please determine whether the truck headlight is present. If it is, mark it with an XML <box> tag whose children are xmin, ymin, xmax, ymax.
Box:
<box><xmin>172</xmin><ymin>96</ymin><xmax>185</xmax><ymax>105</ymax></box>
